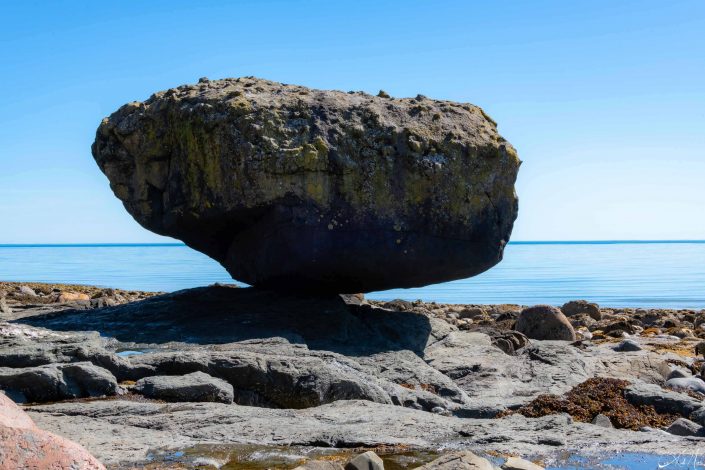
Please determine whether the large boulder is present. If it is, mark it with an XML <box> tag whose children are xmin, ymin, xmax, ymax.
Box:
<box><xmin>515</xmin><ymin>305</ymin><xmax>576</xmax><ymax>341</ymax></box>
<box><xmin>92</xmin><ymin>77</ymin><xmax>519</xmax><ymax>293</ymax></box>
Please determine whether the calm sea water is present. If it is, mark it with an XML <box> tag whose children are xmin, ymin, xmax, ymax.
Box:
<box><xmin>1</xmin><ymin>242</ymin><xmax>704</xmax><ymax>309</ymax></box>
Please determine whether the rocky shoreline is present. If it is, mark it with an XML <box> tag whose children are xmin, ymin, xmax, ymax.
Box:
<box><xmin>1</xmin><ymin>281</ymin><xmax>704</xmax><ymax>469</ymax></box>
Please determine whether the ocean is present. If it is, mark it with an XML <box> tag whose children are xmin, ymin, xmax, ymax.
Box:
<box><xmin>1</xmin><ymin>241</ymin><xmax>704</xmax><ymax>309</ymax></box>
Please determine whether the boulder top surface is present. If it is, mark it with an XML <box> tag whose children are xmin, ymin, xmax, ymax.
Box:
<box><xmin>93</xmin><ymin>77</ymin><xmax>519</xmax><ymax>293</ymax></box>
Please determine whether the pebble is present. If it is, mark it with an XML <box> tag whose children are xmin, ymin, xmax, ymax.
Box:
<box><xmin>666</xmin><ymin>418</ymin><xmax>704</xmax><ymax>437</ymax></box>
<box><xmin>614</xmin><ymin>339</ymin><xmax>642</xmax><ymax>352</ymax></box>
<box><xmin>666</xmin><ymin>377</ymin><xmax>705</xmax><ymax>394</ymax></box>
<box><xmin>18</xmin><ymin>285</ymin><xmax>37</xmax><ymax>297</ymax></box>
<box><xmin>0</xmin><ymin>296</ymin><xmax>11</xmax><ymax>315</ymax></box>
<box><xmin>345</xmin><ymin>451</ymin><xmax>384</xmax><ymax>470</ymax></box>
<box><xmin>667</xmin><ymin>368</ymin><xmax>692</xmax><ymax>380</ymax></box>
<box><xmin>502</xmin><ymin>456</ymin><xmax>545</xmax><ymax>470</ymax></box>
<box><xmin>591</xmin><ymin>414</ymin><xmax>613</xmax><ymax>428</ymax></box>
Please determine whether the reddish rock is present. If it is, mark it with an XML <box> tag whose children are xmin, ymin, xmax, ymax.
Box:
<box><xmin>56</xmin><ymin>291</ymin><xmax>91</xmax><ymax>303</ymax></box>
<box><xmin>0</xmin><ymin>392</ymin><xmax>105</xmax><ymax>469</ymax></box>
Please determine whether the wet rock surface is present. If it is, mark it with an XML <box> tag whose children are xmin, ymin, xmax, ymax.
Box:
<box><xmin>92</xmin><ymin>77</ymin><xmax>520</xmax><ymax>293</ymax></box>
<box><xmin>1</xmin><ymin>284</ymin><xmax>704</xmax><ymax>467</ymax></box>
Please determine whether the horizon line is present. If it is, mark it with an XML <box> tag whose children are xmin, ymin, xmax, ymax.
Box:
<box><xmin>1</xmin><ymin>240</ymin><xmax>704</xmax><ymax>248</ymax></box>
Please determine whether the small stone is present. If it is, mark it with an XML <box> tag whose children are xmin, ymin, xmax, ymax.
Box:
<box><xmin>561</xmin><ymin>300</ymin><xmax>602</xmax><ymax>321</ymax></box>
<box><xmin>667</xmin><ymin>368</ymin><xmax>692</xmax><ymax>380</ymax></box>
<box><xmin>602</xmin><ymin>320</ymin><xmax>636</xmax><ymax>337</ymax></box>
<box><xmin>340</xmin><ymin>293</ymin><xmax>365</xmax><ymax>305</ymax></box>
<box><xmin>431</xmin><ymin>406</ymin><xmax>450</xmax><ymax>416</ymax></box>
<box><xmin>18</xmin><ymin>286</ymin><xmax>37</xmax><ymax>297</ymax></box>
<box><xmin>502</xmin><ymin>456</ymin><xmax>545</xmax><ymax>470</ymax></box>
<box><xmin>666</xmin><ymin>377</ymin><xmax>705</xmax><ymax>395</ymax></box>
<box><xmin>537</xmin><ymin>436</ymin><xmax>565</xmax><ymax>446</ymax></box>
<box><xmin>666</xmin><ymin>417</ymin><xmax>704</xmax><ymax>436</ymax></box>
<box><xmin>613</xmin><ymin>339</ymin><xmax>642</xmax><ymax>352</ymax></box>
<box><xmin>591</xmin><ymin>413</ymin><xmax>613</xmax><ymax>428</ymax></box>
<box><xmin>696</xmin><ymin>341</ymin><xmax>705</xmax><ymax>359</ymax></box>
<box><xmin>294</xmin><ymin>461</ymin><xmax>345</xmax><ymax>470</ymax></box>
<box><xmin>458</xmin><ymin>307</ymin><xmax>486</xmax><ymax>319</ymax></box>
<box><xmin>345</xmin><ymin>451</ymin><xmax>384</xmax><ymax>470</ymax></box>
<box><xmin>56</xmin><ymin>291</ymin><xmax>91</xmax><ymax>303</ymax></box>
<box><xmin>515</xmin><ymin>305</ymin><xmax>576</xmax><ymax>341</ymax></box>
<box><xmin>0</xmin><ymin>296</ymin><xmax>11</xmax><ymax>315</ymax></box>
<box><xmin>625</xmin><ymin>382</ymin><xmax>703</xmax><ymax>417</ymax></box>
<box><xmin>417</xmin><ymin>451</ymin><xmax>494</xmax><ymax>469</ymax></box>
<box><xmin>576</xmin><ymin>329</ymin><xmax>592</xmax><ymax>340</ymax></box>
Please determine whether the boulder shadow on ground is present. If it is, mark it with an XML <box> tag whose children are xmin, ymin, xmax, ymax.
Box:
<box><xmin>13</xmin><ymin>285</ymin><xmax>432</xmax><ymax>356</ymax></box>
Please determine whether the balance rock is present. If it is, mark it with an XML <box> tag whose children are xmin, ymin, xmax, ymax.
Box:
<box><xmin>93</xmin><ymin>77</ymin><xmax>519</xmax><ymax>292</ymax></box>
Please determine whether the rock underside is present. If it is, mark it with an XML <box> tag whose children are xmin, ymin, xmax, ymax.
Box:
<box><xmin>1</xmin><ymin>283</ymin><xmax>704</xmax><ymax>468</ymax></box>
<box><xmin>92</xmin><ymin>78</ymin><xmax>520</xmax><ymax>292</ymax></box>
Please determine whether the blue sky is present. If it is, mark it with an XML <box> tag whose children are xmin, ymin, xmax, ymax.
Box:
<box><xmin>0</xmin><ymin>0</ymin><xmax>703</xmax><ymax>243</ymax></box>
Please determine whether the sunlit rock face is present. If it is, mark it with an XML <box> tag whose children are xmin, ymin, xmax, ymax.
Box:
<box><xmin>92</xmin><ymin>77</ymin><xmax>519</xmax><ymax>293</ymax></box>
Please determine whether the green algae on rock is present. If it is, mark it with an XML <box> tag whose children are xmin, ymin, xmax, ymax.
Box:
<box><xmin>92</xmin><ymin>77</ymin><xmax>520</xmax><ymax>292</ymax></box>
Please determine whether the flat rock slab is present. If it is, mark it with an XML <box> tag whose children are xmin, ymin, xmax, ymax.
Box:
<box><xmin>27</xmin><ymin>399</ymin><xmax>702</xmax><ymax>466</ymax></box>
<box><xmin>92</xmin><ymin>77</ymin><xmax>520</xmax><ymax>293</ymax></box>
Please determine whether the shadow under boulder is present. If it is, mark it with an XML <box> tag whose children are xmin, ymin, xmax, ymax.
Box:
<box><xmin>15</xmin><ymin>285</ymin><xmax>433</xmax><ymax>355</ymax></box>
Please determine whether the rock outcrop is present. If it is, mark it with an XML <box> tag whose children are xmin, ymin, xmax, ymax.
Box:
<box><xmin>4</xmin><ymin>286</ymin><xmax>705</xmax><ymax>467</ymax></box>
<box><xmin>92</xmin><ymin>77</ymin><xmax>520</xmax><ymax>292</ymax></box>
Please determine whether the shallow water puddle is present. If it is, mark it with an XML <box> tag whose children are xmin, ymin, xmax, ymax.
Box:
<box><xmin>146</xmin><ymin>444</ymin><xmax>439</xmax><ymax>469</ymax></box>
<box><xmin>116</xmin><ymin>350</ymin><xmax>145</xmax><ymax>357</ymax></box>
<box><xmin>143</xmin><ymin>445</ymin><xmax>705</xmax><ymax>469</ymax></box>
<box><xmin>546</xmin><ymin>452</ymin><xmax>705</xmax><ymax>469</ymax></box>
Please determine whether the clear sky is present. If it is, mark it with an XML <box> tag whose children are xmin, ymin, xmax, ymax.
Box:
<box><xmin>1</xmin><ymin>0</ymin><xmax>703</xmax><ymax>243</ymax></box>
